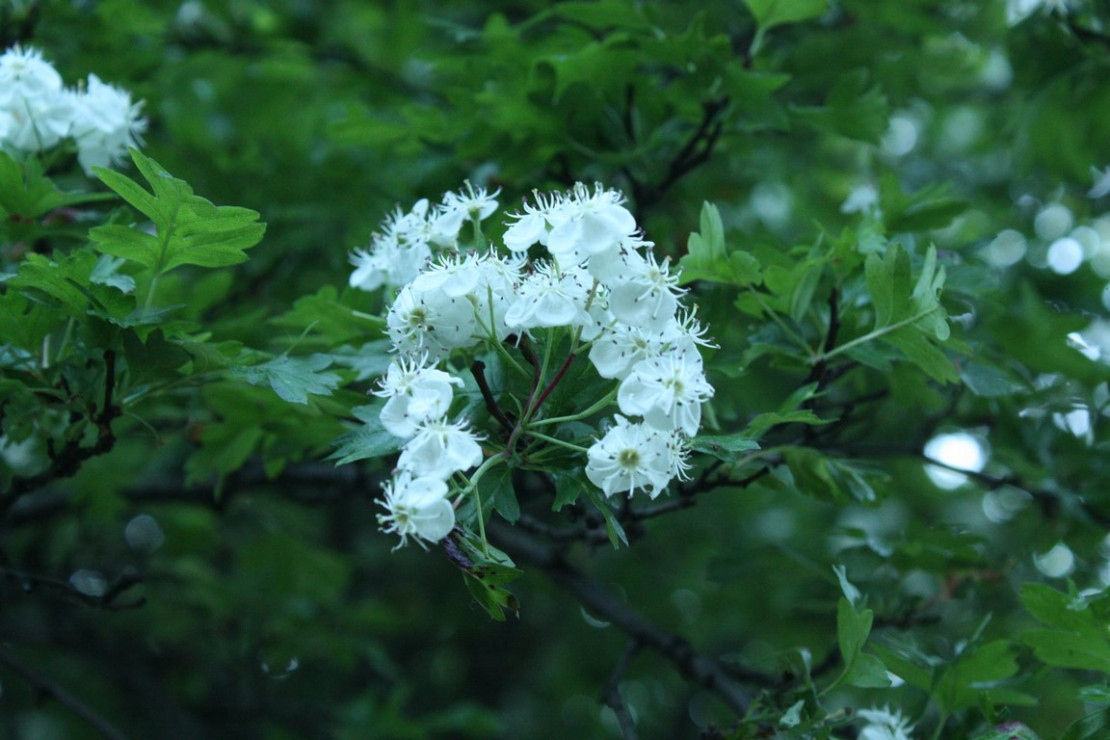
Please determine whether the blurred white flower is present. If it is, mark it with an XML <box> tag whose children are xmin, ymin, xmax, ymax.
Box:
<box><xmin>857</xmin><ymin>705</ymin><xmax>915</xmax><ymax>740</ymax></box>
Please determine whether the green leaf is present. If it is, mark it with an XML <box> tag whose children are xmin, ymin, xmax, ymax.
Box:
<box><xmin>328</xmin><ymin>404</ymin><xmax>403</xmax><ymax>465</ymax></box>
<box><xmin>691</xmin><ymin>433</ymin><xmax>760</xmax><ymax>461</ymax></box>
<box><xmin>329</xmin><ymin>341</ymin><xmax>393</xmax><ymax>382</ymax></box>
<box><xmin>791</xmin><ymin>69</ymin><xmax>889</xmax><ymax>142</ymax></box>
<box><xmin>232</xmin><ymin>353</ymin><xmax>342</xmax><ymax>404</ymax></box>
<box><xmin>446</xmin><ymin>530</ymin><xmax>522</xmax><ymax>621</ymax></box>
<box><xmin>583</xmin><ymin>485</ymin><xmax>629</xmax><ymax>548</ymax></box>
<box><xmin>1063</xmin><ymin>710</ymin><xmax>1110</xmax><ymax>740</ymax></box>
<box><xmin>744</xmin><ymin>0</ymin><xmax>827</xmax><ymax>31</ymax></box>
<box><xmin>553</xmin><ymin>473</ymin><xmax>586</xmax><ymax>512</ymax></box>
<box><xmin>91</xmin><ymin>149</ymin><xmax>265</xmax><ymax>276</ymax></box>
<box><xmin>489</xmin><ymin>468</ymin><xmax>521</xmax><ymax>524</ymax></box>
<box><xmin>744</xmin><ymin>383</ymin><xmax>829</xmax><ymax>440</ymax></box>
<box><xmin>1023</xmin><ymin>631</ymin><xmax>1110</xmax><ymax>673</ymax></box>
<box><xmin>974</xmin><ymin>723</ymin><xmax>1043</xmax><ymax>740</ymax></box>
<box><xmin>679</xmin><ymin>202</ymin><xmax>761</xmax><ymax>287</ymax></box>
<box><xmin>836</xmin><ymin>596</ymin><xmax>872</xmax><ymax>666</ymax></box>
<box><xmin>845</xmin><ymin>653</ymin><xmax>892</xmax><ymax>688</ymax></box>
<box><xmin>0</xmin><ymin>150</ymin><xmax>114</xmax><ymax>221</ymax></box>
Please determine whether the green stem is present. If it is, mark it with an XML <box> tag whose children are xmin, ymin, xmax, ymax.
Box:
<box><xmin>524</xmin><ymin>430</ymin><xmax>590</xmax><ymax>454</ymax></box>
<box><xmin>749</xmin><ymin>288</ymin><xmax>814</xmax><ymax>359</ymax></box>
<box><xmin>462</xmin><ymin>455</ymin><xmax>506</xmax><ymax>557</ymax></box>
<box><xmin>350</xmin><ymin>309</ymin><xmax>386</xmax><ymax>328</ymax></box>
<box><xmin>531</xmin><ymin>386</ymin><xmax>618</xmax><ymax>427</ymax></box>
<box><xmin>929</xmin><ymin>713</ymin><xmax>948</xmax><ymax>740</ymax></box>
<box><xmin>471</xmin><ymin>215</ymin><xmax>485</xmax><ymax>250</ymax></box>
<box><xmin>818</xmin><ymin>307</ymin><xmax>940</xmax><ymax>363</ymax></box>
<box><xmin>55</xmin><ymin>318</ymin><xmax>75</xmax><ymax>365</ymax></box>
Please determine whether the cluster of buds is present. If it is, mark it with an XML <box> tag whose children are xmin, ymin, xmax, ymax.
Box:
<box><xmin>349</xmin><ymin>183</ymin><xmax>714</xmax><ymax>549</ymax></box>
<box><xmin>0</xmin><ymin>45</ymin><xmax>146</xmax><ymax>174</ymax></box>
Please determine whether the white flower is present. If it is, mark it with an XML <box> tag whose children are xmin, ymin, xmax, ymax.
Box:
<box><xmin>386</xmin><ymin>281</ymin><xmax>480</xmax><ymax>359</ymax></box>
<box><xmin>1006</xmin><ymin>0</ymin><xmax>1073</xmax><ymax>25</ymax></box>
<box><xmin>471</xmin><ymin>250</ymin><xmax>525</xmax><ymax>341</ymax></box>
<box><xmin>69</xmin><ymin>74</ymin><xmax>146</xmax><ymax>174</ymax></box>
<box><xmin>435</xmin><ymin>181</ymin><xmax>500</xmax><ymax>237</ymax></box>
<box><xmin>857</xmin><ymin>706</ymin><xmax>915</xmax><ymax>740</ymax></box>
<box><xmin>377</xmin><ymin>472</ymin><xmax>455</xmax><ymax>549</ymax></box>
<box><xmin>0</xmin><ymin>45</ymin><xmax>73</xmax><ymax>152</ymax></box>
<box><xmin>397</xmin><ymin>416</ymin><xmax>484</xmax><ymax>479</ymax></box>
<box><xmin>617</xmin><ymin>354</ymin><xmax>713</xmax><ymax>435</ymax></box>
<box><xmin>606</xmin><ymin>251</ymin><xmax>684</xmax><ymax>331</ymax></box>
<box><xmin>588</xmin><ymin>321</ymin><xmax>666</xmax><ymax>380</ymax></box>
<box><xmin>504</xmin><ymin>260</ymin><xmax>594</xmax><ymax>331</ymax></box>
<box><xmin>545</xmin><ymin>182</ymin><xmax>637</xmax><ymax>266</ymax></box>
<box><xmin>503</xmin><ymin>190</ymin><xmax>563</xmax><ymax>252</ymax></box>
<box><xmin>374</xmin><ymin>355</ymin><xmax>463</xmax><ymax>438</ymax></box>
<box><xmin>589</xmin><ymin>308</ymin><xmax>714</xmax><ymax>380</ymax></box>
<box><xmin>1089</xmin><ymin>166</ymin><xmax>1110</xmax><ymax>199</ymax></box>
<box><xmin>348</xmin><ymin>227</ymin><xmax>433</xmax><ymax>292</ymax></box>
<box><xmin>841</xmin><ymin>183</ymin><xmax>880</xmax><ymax>215</ymax></box>
<box><xmin>586</xmin><ymin>416</ymin><xmax>673</xmax><ymax>498</ymax></box>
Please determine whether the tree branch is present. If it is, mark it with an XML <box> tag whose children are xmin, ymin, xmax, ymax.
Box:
<box><xmin>491</xmin><ymin>522</ymin><xmax>762</xmax><ymax>716</ymax></box>
<box><xmin>603</xmin><ymin>639</ymin><xmax>641</xmax><ymax>740</ymax></box>
<box><xmin>0</xmin><ymin>646</ymin><xmax>129</xmax><ymax>740</ymax></box>
<box><xmin>2</xmin><ymin>351</ymin><xmax>121</xmax><ymax>517</ymax></box>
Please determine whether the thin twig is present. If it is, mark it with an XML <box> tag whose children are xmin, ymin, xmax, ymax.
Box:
<box><xmin>0</xmin><ymin>647</ymin><xmax>129</xmax><ymax>740</ymax></box>
<box><xmin>471</xmin><ymin>360</ymin><xmax>514</xmax><ymax>433</ymax></box>
<box><xmin>603</xmin><ymin>639</ymin><xmax>642</xmax><ymax>740</ymax></box>
<box><xmin>3</xmin><ymin>351</ymin><xmax>121</xmax><ymax>516</ymax></box>
<box><xmin>491</xmin><ymin>522</ymin><xmax>766</xmax><ymax>715</ymax></box>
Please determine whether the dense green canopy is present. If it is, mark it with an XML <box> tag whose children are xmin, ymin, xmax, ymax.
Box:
<box><xmin>4</xmin><ymin>1</ymin><xmax>1110</xmax><ymax>738</ymax></box>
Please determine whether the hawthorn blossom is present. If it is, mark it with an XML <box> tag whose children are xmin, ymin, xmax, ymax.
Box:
<box><xmin>378</xmin><ymin>472</ymin><xmax>455</xmax><ymax>549</ymax></box>
<box><xmin>470</xmin><ymin>250</ymin><xmax>525</xmax><ymax>341</ymax></box>
<box><xmin>503</xmin><ymin>190</ymin><xmax>562</xmax><ymax>252</ymax></box>
<box><xmin>617</xmin><ymin>354</ymin><xmax>713</xmax><ymax>435</ymax></box>
<box><xmin>606</xmin><ymin>251</ymin><xmax>684</xmax><ymax>331</ymax></box>
<box><xmin>69</xmin><ymin>74</ymin><xmax>146</xmax><ymax>174</ymax></box>
<box><xmin>586</xmin><ymin>416</ymin><xmax>673</xmax><ymax>498</ymax></box>
<box><xmin>348</xmin><ymin>231</ymin><xmax>431</xmax><ymax>292</ymax></box>
<box><xmin>857</xmin><ymin>706</ymin><xmax>915</xmax><ymax>740</ymax></box>
<box><xmin>504</xmin><ymin>261</ymin><xmax>594</xmax><ymax>331</ymax></box>
<box><xmin>386</xmin><ymin>281</ymin><xmax>480</xmax><ymax>359</ymax></box>
<box><xmin>0</xmin><ymin>46</ymin><xmax>145</xmax><ymax>172</ymax></box>
<box><xmin>374</xmin><ymin>354</ymin><xmax>463</xmax><ymax>438</ymax></box>
<box><xmin>396</xmin><ymin>417</ymin><xmax>484</xmax><ymax>479</ymax></box>
<box><xmin>435</xmin><ymin>182</ymin><xmax>500</xmax><ymax>236</ymax></box>
<box><xmin>544</xmin><ymin>182</ymin><xmax>638</xmax><ymax>266</ymax></box>
<box><xmin>0</xmin><ymin>45</ymin><xmax>74</xmax><ymax>152</ymax></box>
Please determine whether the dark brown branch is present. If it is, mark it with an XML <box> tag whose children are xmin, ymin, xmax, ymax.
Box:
<box><xmin>471</xmin><ymin>360</ymin><xmax>513</xmax><ymax>433</ymax></box>
<box><xmin>3</xmin><ymin>351</ymin><xmax>121</xmax><ymax>517</ymax></box>
<box><xmin>1</xmin><ymin>567</ymin><xmax>145</xmax><ymax>610</ymax></box>
<box><xmin>0</xmin><ymin>646</ymin><xmax>129</xmax><ymax>740</ymax></box>
<box><xmin>531</xmin><ymin>351</ymin><xmax>577</xmax><ymax>414</ymax></box>
<box><xmin>661</xmin><ymin>98</ymin><xmax>728</xmax><ymax>192</ymax></box>
<box><xmin>491</xmin><ymin>522</ymin><xmax>761</xmax><ymax>716</ymax></box>
<box><xmin>603</xmin><ymin>639</ymin><xmax>641</xmax><ymax>740</ymax></box>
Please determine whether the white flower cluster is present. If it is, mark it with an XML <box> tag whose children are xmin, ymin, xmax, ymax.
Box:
<box><xmin>0</xmin><ymin>45</ymin><xmax>146</xmax><ymax>174</ymax></box>
<box><xmin>857</xmin><ymin>705</ymin><xmax>915</xmax><ymax>740</ymax></box>
<box><xmin>361</xmin><ymin>183</ymin><xmax>714</xmax><ymax>549</ymax></box>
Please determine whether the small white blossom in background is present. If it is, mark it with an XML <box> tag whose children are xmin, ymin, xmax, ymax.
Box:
<box><xmin>1006</xmin><ymin>0</ymin><xmax>1075</xmax><ymax>26</ymax></box>
<box><xmin>0</xmin><ymin>45</ymin><xmax>145</xmax><ymax>174</ymax></box>
<box><xmin>857</xmin><ymin>705</ymin><xmax>915</xmax><ymax>740</ymax></box>
<box><xmin>1089</xmin><ymin>165</ymin><xmax>1110</xmax><ymax>199</ymax></box>
<box><xmin>352</xmin><ymin>181</ymin><xmax>716</xmax><ymax>548</ymax></box>
<box><xmin>841</xmin><ymin>183</ymin><xmax>880</xmax><ymax>215</ymax></box>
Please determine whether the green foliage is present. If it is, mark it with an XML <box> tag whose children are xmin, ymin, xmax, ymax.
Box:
<box><xmin>5</xmin><ymin>0</ymin><xmax>1110</xmax><ymax>738</ymax></box>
